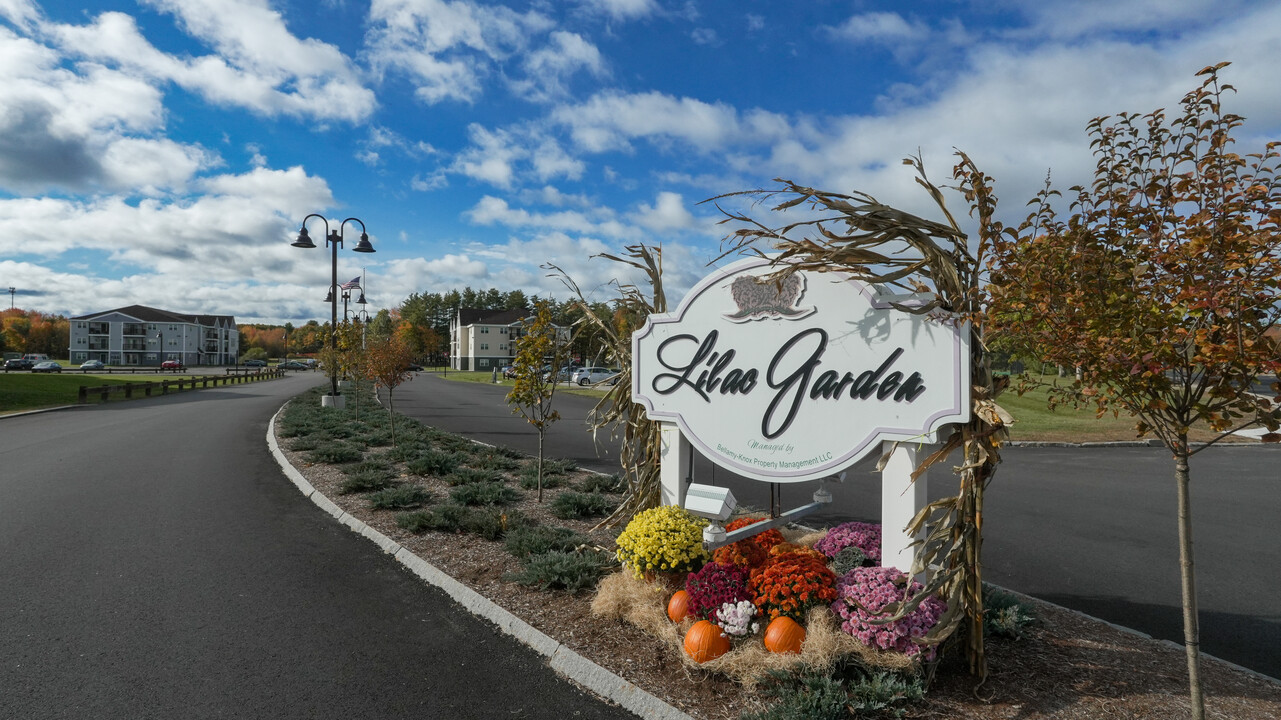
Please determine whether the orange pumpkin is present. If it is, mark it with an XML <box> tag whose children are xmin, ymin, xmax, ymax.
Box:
<box><xmin>667</xmin><ymin>590</ymin><xmax>691</xmax><ymax>622</ymax></box>
<box><xmin>683</xmin><ymin>620</ymin><xmax>731</xmax><ymax>663</ymax></box>
<box><xmin>763</xmin><ymin>616</ymin><xmax>806</xmax><ymax>654</ymax></box>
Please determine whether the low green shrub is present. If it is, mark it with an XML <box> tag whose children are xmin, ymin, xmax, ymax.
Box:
<box><xmin>468</xmin><ymin>451</ymin><xmax>521</xmax><ymax>472</ymax></box>
<box><xmin>339</xmin><ymin>472</ymin><xmax>399</xmax><ymax>495</ymax></box>
<box><xmin>742</xmin><ymin>670</ymin><xmax>848</xmax><ymax>720</ymax></box>
<box><xmin>845</xmin><ymin>669</ymin><xmax>925</xmax><ymax>717</ymax></box>
<box><xmin>550</xmin><ymin>491</ymin><xmax>616</xmax><ymax>520</ymax></box>
<box><xmin>406</xmin><ymin>450</ymin><xmax>460</xmax><ymax>477</ymax></box>
<box><xmin>506</xmin><ymin>550</ymin><xmax>611</xmax><ymax>593</ymax></box>
<box><xmin>443</xmin><ymin>468</ymin><xmax>500</xmax><ymax>486</ymax></box>
<box><xmin>984</xmin><ymin>585</ymin><xmax>1037</xmax><ymax>639</ymax></box>
<box><xmin>288</xmin><ymin>436</ymin><xmax>322</xmax><ymax>452</ymax></box>
<box><xmin>368</xmin><ymin>485</ymin><xmax>433</xmax><ymax>510</ymax></box>
<box><xmin>504</xmin><ymin>525</ymin><xmax>589</xmax><ymax>559</ymax></box>
<box><xmin>450</xmin><ymin>481</ymin><xmax>522</xmax><ymax>506</ymax></box>
<box><xmin>382</xmin><ymin>443</ymin><xmax>429</xmax><ymax>462</ymax></box>
<box><xmin>519</xmin><ymin>472</ymin><xmax>564</xmax><ymax>490</ymax></box>
<box><xmin>396</xmin><ymin>504</ymin><xmax>468</xmax><ymax>533</ymax></box>
<box><xmin>576</xmin><ymin>473</ymin><xmax>624</xmax><ymax>494</ymax></box>
<box><xmin>306</xmin><ymin>441</ymin><xmax>364</xmax><ymax>464</ymax></box>
<box><xmin>461</xmin><ymin>507</ymin><xmax>530</xmax><ymax>541</ymax></box>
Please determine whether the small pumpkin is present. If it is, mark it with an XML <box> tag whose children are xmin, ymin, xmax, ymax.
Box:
<box><xmin>764</xmin><ymin>616</ymin><xmax>806</xmax><ymax>654</ymax></box>
<box><xmin>667</xmin><ymin>590</ymin><xmax>691</xmax><ymax>622</ymax></box>
<box><xmin>683</xmin><ymin>620</ymin><xmax>730</xmax><ymax>663</ymax></box>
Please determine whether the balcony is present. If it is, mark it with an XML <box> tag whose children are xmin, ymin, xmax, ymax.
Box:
<box><xmin>122</xmin><ymin>323</ymin><xmax>147</xmax><ymax>336</ymax></box>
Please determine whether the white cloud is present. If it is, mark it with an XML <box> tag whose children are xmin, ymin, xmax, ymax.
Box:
<box><xmin>690</xmin><ymin>28</ymin><xmax>721</xmax><ymax>46</ymax></box>
<box><xmin>578</xmin><ymin>0</ymin><xmax>659</xmax><ymax>22</ymax></box>
<box><xmin>46</xmin><ymin>4</ymin><xmax>374</xmax><ymax>122</ymax></box>
<box><xmin>511</xmin><ymin>30</ymin><xmax>606</xmax><ymax>102</ymax></box>
<box><xmin>552</xmin><ymin>90</ymin><xmax>774</xmax><ymax>153</ymax></box>
<box><xmin>365</xmin><ymin>0</ymin><xmax>551</xmax><ymax>104</ymax></box>
<box><xmin>464</xmin><ymin>195</ymin><xmax>638</xmax><ymax>240</ymax></box>
<box><xmin>630</xmin><ymin>191</ymin><xmax>695</xmax><ymax>231</ymax></box>
<box><xmin>0</xmin><ymin>26</ymin><xmax>215</xmax><ymax>194</ymax></box>
<box><xmin>825</xmin><ymin>12</ymin><xmax>929</xmax><ymax>44</ymax></box>
<box><xmin>450</xmin><ymin>124</ymin><xmax>521</xmax><ymax>187</ymax></box>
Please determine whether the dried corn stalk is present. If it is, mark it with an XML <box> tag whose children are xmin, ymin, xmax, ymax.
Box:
<box><xmin>547</xmin><ymin>243</ymin><xmax>667</xmax><ymax>528</ymax></box>
<box><xmin>709</xmin><ymin>152</ymin><xmax>1010</xmax><ymax>680</ymax></box>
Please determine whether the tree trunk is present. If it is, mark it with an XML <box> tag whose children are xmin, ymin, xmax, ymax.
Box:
<box><xmin>536</xmin><ymin>432</ymin><xmax>545</xmax><ymax>503</ymax></box>
<box><xmin>1174</xmin><ymin>438</ymin><xmax>1205</xmax><ymax>720</ymax></box>
<box><xmin>388</xmin><ymin>389</ymin><xmax>397</xmax><ymax>447</ymax></box>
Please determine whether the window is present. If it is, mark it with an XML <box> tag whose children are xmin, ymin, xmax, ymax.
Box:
<box><xmin>480</xmin><ymin>343</ymin><xmax>489</xmax><ymax>350</ymax></box>
<box><xmin>480</xmin><ymin>327</ymin><xmax>489</xmax><ymax>333</ymax></box>
<box><xmin>479</xmin><ymin>359</ymin><xmax>490</xmax><ymax>367</ymax></box>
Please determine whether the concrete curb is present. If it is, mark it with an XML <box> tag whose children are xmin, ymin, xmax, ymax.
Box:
<box><xmin>267</xmin><ymin>403</ymin><xmax>693</xmax><ymax>720</ymax></box>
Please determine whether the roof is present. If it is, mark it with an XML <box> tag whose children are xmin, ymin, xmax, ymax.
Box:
<box><xmin>72</xmin><ymin>304</ymin><xmax>236</xmax><ymax>326</ymax></box>
<box><xmin>457</xmin><ymin>307</ymin><xmax>533</xmax><ymax>327</ymax></box>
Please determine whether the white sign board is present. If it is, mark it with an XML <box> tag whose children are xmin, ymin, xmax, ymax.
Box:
<box><xmin>633</xmin><ymin>257</ymin><xmax>970</xmax><ymax>483</ymax></box>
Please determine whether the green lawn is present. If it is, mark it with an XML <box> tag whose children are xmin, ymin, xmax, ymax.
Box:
<box><xmin>0</xmin><ymin>372</ymin><xmax>202</xmax><ymax>414</ymax></box>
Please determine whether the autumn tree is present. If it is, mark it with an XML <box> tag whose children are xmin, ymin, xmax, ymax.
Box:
<box><xmin>337</xmin><ymin>320</ymin><xmax>368</xmax><ymax>420</ymax></box>
<box><xmin>987</xmin><ymin>64</ymin><xmax>1281</xmax><ymax>719</ymax></box>
<box><xmin>365</xmin><ymin>333</ymin><xmax>415</xmax><ymax>446</ymax></box>
<box><xmin>505</xmin><ymin>299</ymin><xmax>566</xmax><ymax>502</ymax></box>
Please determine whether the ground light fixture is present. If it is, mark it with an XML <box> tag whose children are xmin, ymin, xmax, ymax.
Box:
<box><xmin>292</xmin><ymin>214</ymin><xmax>374</xmax><ymax>405</ymax></box>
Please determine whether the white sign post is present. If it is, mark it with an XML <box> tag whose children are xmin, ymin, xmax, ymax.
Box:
<box><xmin>633</xmin><ymin>257</ymin><xmax>970</xmax><ymax>572</ymax></box>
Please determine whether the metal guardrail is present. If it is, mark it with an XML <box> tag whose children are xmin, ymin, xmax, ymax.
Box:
<box><xmin>77</xmin><ymin>368</ymin><xmax>285</xmax><ymax>404</ymax></box>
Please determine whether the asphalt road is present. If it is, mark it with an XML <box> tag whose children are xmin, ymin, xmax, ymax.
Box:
<box><xmin>0</xmin><ymin>373</ymin><xmax>637</xmax><ymax>719</ymax></box>
<box><xmin>390</xmin><ymin>372</ymin><xmax>1281</xmax><ymax>681</ymax></box>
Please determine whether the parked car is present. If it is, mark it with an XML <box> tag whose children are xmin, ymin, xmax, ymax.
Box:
<box><xmin>242</xmin><ymin>359</ymin><xmax>267</xmax><ymax>367</ymax></box>
<box><xmin>161</xmin><ymin>359</ymin><xmax>184</xmax><ymax>370</ymax></box>
<box><xmin>278</xmin><ymin>360</ymin><xmax>309</xmax><ymax>370</ymax></box>
<box><xmin>572</xmin><ymin>367</ymin><xmax>620</xmax><ymax>386</ymax></box>
<box><xmin>502</xmin><ymin>365</ymin><xmax>517</xmax><ymax>379</ymax></box>
<box><xmin>79</xmin><ymin>359</ymin><xmax>105</xmax><ymax>370</ymax></box>
<box><xmin>542</xmin><ymin>366</ymin><xmax>574</xmax><ymax>383</ymax></box>
<box><xmin>31</xmin><ymin>360</ymin><xmax>62</xmax><ymax>373</ymax></box>
<box><xmin>3</xmin><ymin>358</ymin><xmax>34</xmax><ymax>370</ymax></box>
<box><xmin>406</xmin><ymin>363</ymin><xmax>424</xmax><ymax>371</ymax></box>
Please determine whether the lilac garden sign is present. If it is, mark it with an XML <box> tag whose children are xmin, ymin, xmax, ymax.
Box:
<box><xmin>632</xmin><ymin>256</ymin><xmax>971</xmax><ymax>570</ymax></box>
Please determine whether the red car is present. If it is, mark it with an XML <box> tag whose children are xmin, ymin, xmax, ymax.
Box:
<box><xmin>161</xmin><ymin>359</ymin><xmax>184</xmax><ymax>370</ymax></box>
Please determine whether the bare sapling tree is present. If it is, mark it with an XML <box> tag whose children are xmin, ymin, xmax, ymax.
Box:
<box><xmin>506</xmin><ymin>300</ymin><xmax>566</xmax><ymax>502</ymax></box>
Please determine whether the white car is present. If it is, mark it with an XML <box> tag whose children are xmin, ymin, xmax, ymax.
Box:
<box><xmin>572</xmin><ymin>367</ymin><xmax>619</xmax><ymax>386</ymax></box>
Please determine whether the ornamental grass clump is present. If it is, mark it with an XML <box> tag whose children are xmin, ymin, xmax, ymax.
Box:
<box><xmin>814</xmin><ymin>522</ymin><xmax>882</xmax><ymax>565</ymax></box>
<box><xmin>750</xmin><ymin>550</ymin><xmax>839</xmax><ymax>623</ymax></box>
<box><xmin>614</xmin><ymin>505</ymin><xmax>709</xmax><ymax>579</ymax></box>
<box><xmin>685</xmin><ymin>561</ymin><xmax>754</xmax><ymax>622</ymax></box>
<box><xmin>712</xmin><ymin>517</ymin><xmax>787</xmax><ymax>572</ymax></box>
<box><xmin>831</xmin><ymin>566</ymin><xmax>947</xmax><ymax>659</ymax></box>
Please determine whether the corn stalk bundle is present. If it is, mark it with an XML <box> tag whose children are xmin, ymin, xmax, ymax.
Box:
<box><xmin>708</xmin><ymin>153</ymin><xmax>1010</xmax><ymax>679</ymax></box>
<box><xmin>548</xmin><ymin>243</ymin><xmax>668</xmax><ymax>529</ymax></box>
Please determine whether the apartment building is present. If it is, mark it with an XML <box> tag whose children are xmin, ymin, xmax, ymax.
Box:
<box><xmin>68</xmin><ymin>305</ymin><xmax>239</xmax><ymax>367</ymax></box>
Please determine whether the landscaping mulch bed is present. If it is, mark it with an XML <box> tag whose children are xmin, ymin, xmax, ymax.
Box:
<box><xmin>275</xmin><ymin>391</ymin><xmax>1281</xmax><ymax>720</ymax></box>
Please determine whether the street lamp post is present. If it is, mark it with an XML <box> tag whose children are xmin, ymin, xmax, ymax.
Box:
<box><xmin>7</xmin><ymin>287</ymin><xmax>14</xmax><ymax>309</ymax></box>
<box><xmin>292</xmin><ymin>215</ymin><xmax>375</xmax><ymax>405</ymax></box>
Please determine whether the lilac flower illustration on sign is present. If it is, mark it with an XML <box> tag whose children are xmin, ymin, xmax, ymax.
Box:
<box><xmin>724</xmin><ymin>273</ymin><xmax>813</xmax><ymax>322</ymax></box>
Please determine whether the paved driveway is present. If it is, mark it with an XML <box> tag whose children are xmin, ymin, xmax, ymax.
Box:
<box><xmin>0</xmin><ymin>375</ymin><xmax>637</xmax><ymax>719</ymax></box>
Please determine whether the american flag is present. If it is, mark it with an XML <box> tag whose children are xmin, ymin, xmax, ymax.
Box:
<box><xmin>339</xmin><ymin>276</ymin><xmax>362</xmax><ymax>290</ymax></box>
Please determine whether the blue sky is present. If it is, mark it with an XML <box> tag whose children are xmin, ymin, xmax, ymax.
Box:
<box><xmin>2</xmin><ymin>0</ymin><xmax>1279</xmax><ymax>325</ymax></box>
